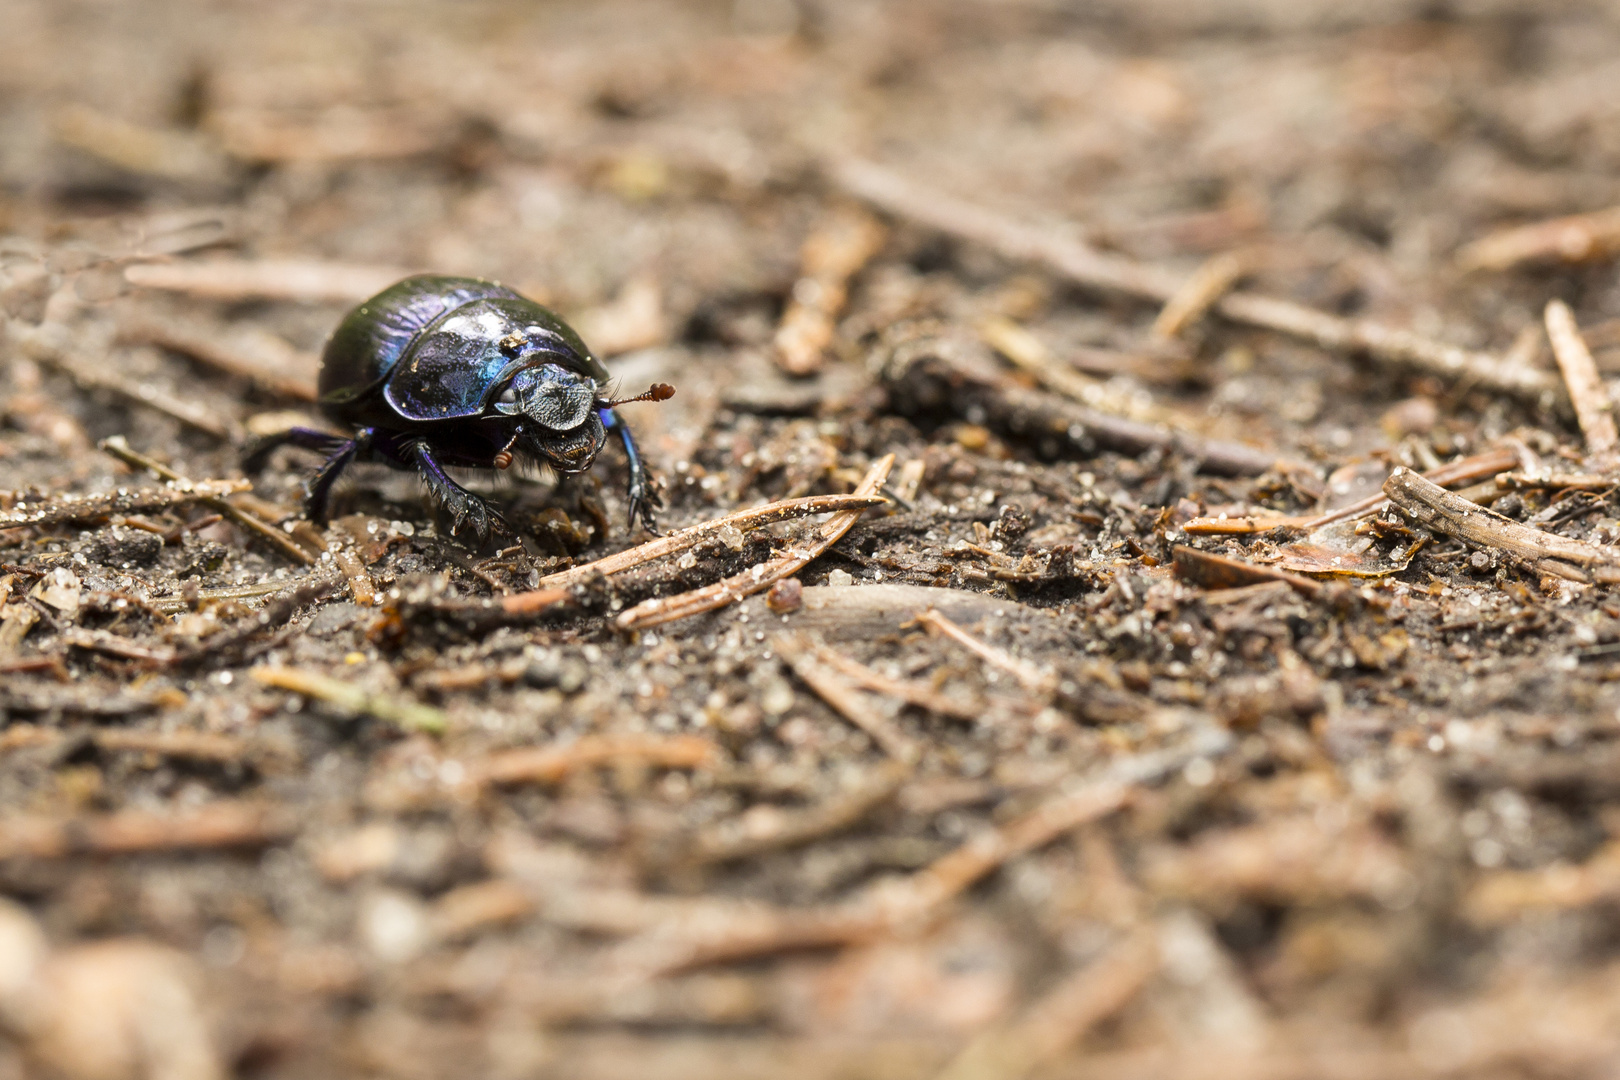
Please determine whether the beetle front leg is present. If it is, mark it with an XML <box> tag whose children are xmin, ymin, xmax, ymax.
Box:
<box><xmin>406</xmin><ymin>439</ymin><xmax>507</xmax><ymax>541</ymax></box>
<box><xmin>601</xmin><ymin>407</ymin><xmax>661</xmax><ymax>534</ymax></box>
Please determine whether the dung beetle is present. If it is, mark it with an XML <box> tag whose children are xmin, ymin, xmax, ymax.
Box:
<box><xmin>245</xmin><ymin>274</ymin><xmax>673</xmax><ymax>540</ymax></box>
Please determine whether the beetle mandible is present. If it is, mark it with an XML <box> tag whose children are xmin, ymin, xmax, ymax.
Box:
<box><xmin>245</xmin><ymin>275</ymin><xmax>673</xmax><ymax>541</ymax></box>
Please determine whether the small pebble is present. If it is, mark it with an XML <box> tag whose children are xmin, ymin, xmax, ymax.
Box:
<box><xmin>767</xmin><ymin>577</ymin><xmax>803</xmax><ymax>613</ymax></box>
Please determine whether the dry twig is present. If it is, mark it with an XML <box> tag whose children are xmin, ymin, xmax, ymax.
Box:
<box><xmin>774</xmin><ymin>206</ymin><xmax>887</xmax><ymax>375</ymax></box>
<box><xmin>465</xmin><ymin>734</ymin><xmax>721</xmax><ymax>788</ymax></box>
<box><xmin>0</xmin><ymin>478</ymin><xmax>249</xmax><ymax>530</ymax></box>
<box><xmin>881</xmin><ymin>333</ymin><xmax>1277</xmax><ymax>476</ymax></box>
<box><xmin>1545</xmin><ymin>300</ymin><xmax>1618</xmax><ymax>460</ymax></box>
<box><xmin>118</xmin><ymin>314</ymin><xmax>321</xmax><ymax>401</ymax></box>
<box><xmin>1182</xmin><ymin>444</ymin><xmax>1522</xmax><ymax>536</ymax></box>
<box><xmin>614</xmin><ymin>455</ymin><xmax>894</xmax><ymax>631</ymax></box>
<box><xmin>0</xmin><ymin>801</ymin><xmax>294</xmax><ymax>859</ymax></box>
<box><xmin>911</xmin><ymin>608</ymin><xmax>1056</xmax><ymax>695</ymax></box>
<box><xmin>1457</xmin><ymin>206</ymin><xmax>1620</xmax><ymax>272</ymax></box>
<box><xmin>536</xmin><ymin>492</ymin><xmax>888</xmax><ymax>591</ymax></box>
<box><xmin>1383</xmin><ymin>467</ymin><xmax>1620</xmax><ymax>583</ymax></box>
<box><xmin>1172</xmin><ymin>545</ymin><xmax>1323</xmax><ymax>597</ymax></box>
<box><xmin>773</xmin><ymin>632</ymin><xmax>921</xmax><ymax>761</ymax></box>
<box><xmin>1151</xmin><ymin>249</ymin><xmax>1252</xmax><ymax>340</ymax></box>
<box><xmin>250</xmin><ymin>666</ymin><xmax>448</xmax><ymax>733</ymax></box>
<box><xmin>932</xmin><ymin>931</ymin><xmax>1161</xmax><ymax>1080</ymax></box>
<box><xmin>688</xmin><ymin>761</ymin><xmax>909</xmax><ymax>864</ymax></box>
<box><xmin>980</xmin><ymin>316</ymin><xmax>1150</xmax><ymax>421</ymax></box>
<box><xmin>805</xmin><ymin>639</ymin><xmax>987</xmax><ymax>722</ymax></box>
<box><xmin>614</xmin><ymin>729</ymin><xmax>1230</xmax><ymax>976</ymax></box>
<box><xmin>100</xmin><ymin>435</ymin><xmax>314</xmax><ymax>565</ymax></box>
<box><xmin>17</xmin><ymin>328</ymin><xmax>242</xmax><ymax>441</ymax></box>
<box><xmin>331</xmin><ymin>547</ymin><xmax>376</xmax><ymax>606</ymax></box>
<box><xmin>836</xmin><ymin>158</ymin><xmax>1560</xmax><ymax>402</ymax></box>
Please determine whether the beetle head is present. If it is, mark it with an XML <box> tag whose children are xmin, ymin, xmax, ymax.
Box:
<box><xmin>493</xmin><ymin>363</ymin><xmax>607</xmax><ymax>473</ymax></box>
<box><xmin>493</xmin><ymin>363</ymin><xmax>596</xmax><ymax>429</ymax></box>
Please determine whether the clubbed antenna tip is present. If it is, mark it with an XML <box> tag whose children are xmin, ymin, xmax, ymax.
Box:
<box><xmin>601</xmin><ymin>382</ymin><xmax>676</xmax><ymax>408</ymax></box>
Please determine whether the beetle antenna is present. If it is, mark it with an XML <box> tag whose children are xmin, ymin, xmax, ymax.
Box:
<box><xmin>599</xmin><ymin>382</ymin><xmax>676</xmax><ymax>408</ymax></box>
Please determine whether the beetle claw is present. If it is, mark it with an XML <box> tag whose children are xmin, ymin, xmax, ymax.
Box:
<box><xmin>626</xmin><ymin>479</ymin><xmax>664</xmax><ymax>536</ymax></box>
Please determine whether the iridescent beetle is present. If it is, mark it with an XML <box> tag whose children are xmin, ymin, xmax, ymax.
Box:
<box><xmin>245</xmin><ymin>275</ymin><xmax>672</xmax><ymax>540</ymax></box>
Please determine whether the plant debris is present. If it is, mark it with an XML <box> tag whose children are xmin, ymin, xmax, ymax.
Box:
<box><xmin>12</xmin><ymin>3</ymin><xmax>1620</xmax><ymax>1077</ymax></box>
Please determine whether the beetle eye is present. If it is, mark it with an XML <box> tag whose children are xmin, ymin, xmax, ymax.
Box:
<box><xmin>493</xmin><ymin>386</ymin><xmax>521</xmax><ymax>414</ymax></box>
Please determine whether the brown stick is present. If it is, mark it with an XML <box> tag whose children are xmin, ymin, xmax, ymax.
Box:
<box><xmin>467</xmin><ymin>734</ymin><xmax>721</xmax><ymax>788</ymax></box>
<box><xmin>331</xmin><ymin>547</ymin><xmax>376</xmax><ymax>606</ymax></box>
<box><xmin>1151</xmin><ymin>250</ymin><xmax>1251</xmax><ymax>340</ymax></box>
<box><xmin>688</xmin><ymin>761</ymin><xmax>909</xmax><ymax>864</ymax></box>
<box><xmin>536</xmin><ymin>492</ymin><xmax>889</xmax><ymax>591</ymax></box>
<box><xmin>611</xmin><ymin>729</ymin><xmax>1229</xmax><ymax>975</ymax></box>
<box><xmin>1182</xmin><ymin>444</ymin><xmax>1527</xmax><ymax>536</ymax></box>
<box><xmin>1456</xmin><ymin>206</ymin><xmax>1620</xmax><ymax>272</ymax></box>
<box><xmin>250</xmin><ymin>666</ymin><xmax>448</xmax><ymax>733</ymax></box>
<box><xmin>883</xmin><ymin>339</ymin><xmax>1278</xmax><ymax>477</ymax></box>
<box><xmin>0</xmin><ymin>479</ymin><xmax>249</xmax><ymax>530</ymax></box>
<box><xmin>774</xmin><ymin>206</ymin><xmax>887</xmax><ymax>375</ymax></box>
<box><xmin>806</xmin><ymin>640</ymin><xmax>988</xmax><ymax>722</ymax></box>
<box><xmin>1172</xmin><ymin>545</ymin><xmax>1324</xmax><ymax>597</ymax></box>
<box><xmin>119</xmin><ymin>314</ymin><xmax>321</xmax><ymax>401</ymax></box>
<box><xmin>615</xmin><ymin>456</ymin><xmax>894</xmax><ymax>631</ymax></box>
<box><xmin>773</xmin><ymin>632</ymin><xmax>920</xmax><ymax>761</ymax></box>
<box><xmin>0</xmin><ymin>801</ymin><xmax>294</xmax><ymax>859</ymax></box>
<box><xmin>911</xmin><ymin>608</ymin><xmax>1056</xmax><ymax>695</ymax></box>
<box><xmin>1545</xmin><ymin>300</ymin><xmax>1618</xmax><ymax>459</ymax></box>
<box><xmin>17</xmin><ymin>329</ymin><xmax>241</xmax><ymax>442</ymax></box>
<box><xmin>932</xmin><ymin>931</ymin><xmax>1160</xmax><ymax>1080</ymax></box>
<box><xmin>980</xmin><ymin>316</ymin><xmax>1148</xmax><ymax>420</ymax></box>
<box><xmin>833</xmin><ymin>158</ymin><xmax>1561</xmax><ymax>402</ymax></box>
<box><xmin>99</xmin><ymin>436</ymin><xmax>315</xmax><ymax>565</ymax></box>
<box><xmin>1383</xmin><ymin>466</ymin><xmax>1620</xmax><ymax>581</ymax></box>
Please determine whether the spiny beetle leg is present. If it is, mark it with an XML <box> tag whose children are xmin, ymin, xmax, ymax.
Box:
<box><xmin>242</xmin><ymin>426</ymin><xmax>353</xmax><ymax>472</ymax></box>
<box><xmin>303</xmin><ymin>439</ymin><xmax>363</xmax><ymax>526</ymax></box>
<box><xmin>602</xmin><ymin>407</ymin><xmax>661</xmax><ymax>535</ymax></box>
<box><xmin>408</xmin><ymin>440</ymin><xmax>508</xmax><ymax>541</ymax></box>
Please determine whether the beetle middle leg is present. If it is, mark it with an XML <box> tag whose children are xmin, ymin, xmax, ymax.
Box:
<box><xmin>242</xmin><ymin>426</ymin><xmax>363</xmax><ymax>526</ymax></box>
<box><xmin>242</xmin><ymin>426</ymin><xmax>353</xmax><ymax>472</ymax></box>
<box><xmin>403</xmin><ymin>439</ymin><xmax>507</xmax><ymax>541</ymax></box>
<box><xmin>601</xmin><ymin>407</ymin><xmax>661</xmax><ymax>534</ymax></box>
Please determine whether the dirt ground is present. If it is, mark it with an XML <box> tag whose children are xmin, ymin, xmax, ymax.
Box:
<box><xmin>12</xmin><ymin>1</ymin><xmax>1620</xmax><ymax>1077</ymax></box>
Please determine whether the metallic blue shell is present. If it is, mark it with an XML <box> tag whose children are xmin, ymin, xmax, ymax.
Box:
<box><xmin>319</xmin><ymin>276</ymin><xmax>518</xmax><ymax>411</ymax></box>
<box><xmin>318</xmin><ymin>275</ymin><xmax>609</xmax><ymax>426</ymax></box>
